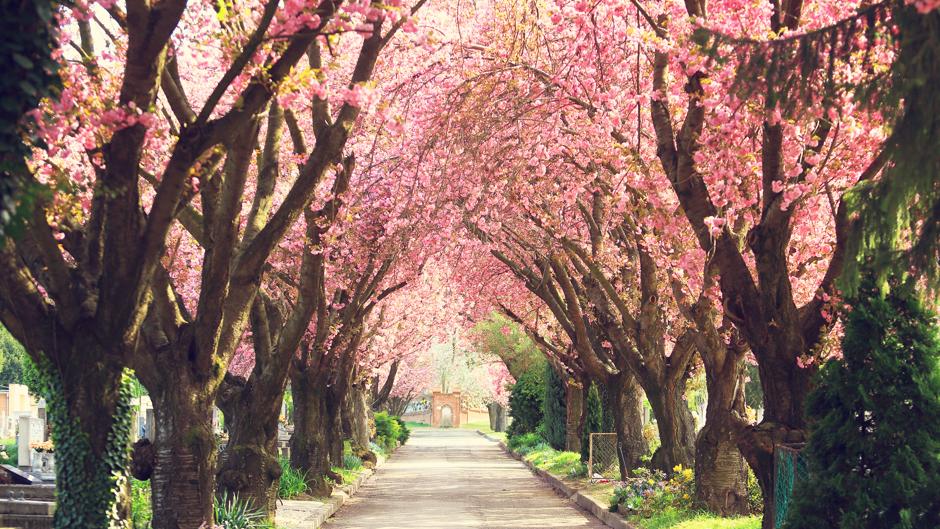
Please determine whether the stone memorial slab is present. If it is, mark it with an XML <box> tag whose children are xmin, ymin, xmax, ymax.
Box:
<box><xmin>16</xmin><ymin>418</ymin><xmax>44</xmax><ymax>469</ymax></box>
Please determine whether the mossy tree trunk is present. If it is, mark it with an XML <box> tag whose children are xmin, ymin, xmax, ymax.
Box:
<box><xmin>149</xmin><ymin>377</ymin><xmax>218</xmax><ymax>529</ymax></box>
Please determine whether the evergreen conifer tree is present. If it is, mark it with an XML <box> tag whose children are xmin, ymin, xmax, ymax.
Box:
<box><xmin>784</xmin><ymin>277</ymin><xmax>940</xmax><ymax>529</ymax></box>
<box><xmin>541</xmin><ymin>364</ymin><xmax>567</xmax><ymax>450</ymax></box>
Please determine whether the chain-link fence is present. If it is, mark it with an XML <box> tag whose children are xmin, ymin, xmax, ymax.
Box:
<box><xmin>588</xmin><ymin>433</ymin><xmax>621</xmax><ymax>481</ymax></box>
<box><xmin>773</xmin><ymin>443</ymin><xmax>807</xmax><ymax>528</ymax></box>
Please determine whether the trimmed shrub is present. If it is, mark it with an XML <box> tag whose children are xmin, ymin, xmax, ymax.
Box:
<box><xmin>541</xmin><ymin>364</ymin><xmax>567</xmax><ymax>450</ymax></box>
<box><xmin>507</xmin><ymin>367</ymin><xmax>545</xmax><ymax>437</ymax></box>
<box><xmin>373</xmin><ymin>411</ymin><xmax>402</xmax><ymax>453</ymax></box>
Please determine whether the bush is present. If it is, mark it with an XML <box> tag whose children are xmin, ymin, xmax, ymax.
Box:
<box><xmin>278</xmin><ymin>457</ymin><xmax>308</xmax><ymax>499</ymax></box>
<box><xmin>507</xmin><ymin>367</ymin><xmax>545</xmax><ymax>437</ymax></box>
<box><xmin>393</xmin><ymin>415</ymin><xmax>410</xmax><ymax>444</ymax></box>
<box><xmin>541</xmin><ymin>364</ymin><xmax>567</xmax><ymax>450</ymax></box>
<box><xmin>213</xmin><ymin>492</ymin><xmax>267</xmax><ymax>529</ymax></box>
<box><xmin>373</xmin><ymin>411</ymin><xmax>401</xmax><ymax>453</ymax></box>
<box><xmin>783</xmin><ymin>277</ymin><xmax>940</xmax><ymax>529</ymax></box>
<box><xmin>130</xmin><ymin>478</ymin><xmax>151</xmax><ymax>529</ymax></box>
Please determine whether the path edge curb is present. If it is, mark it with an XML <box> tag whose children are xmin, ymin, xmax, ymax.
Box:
<box><xmin>475</xmin><ymin>430</ymin><xmax>637</xmax><ymax>529</ymax></box>
<box><xmin>277</xmin><ymin>445</ymin><xmax>397</xmax><ymax>529</ymax></box>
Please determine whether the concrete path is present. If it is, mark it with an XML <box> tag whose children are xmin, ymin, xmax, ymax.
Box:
<box><xmin>322</xmin><ymin>428</ymin><xmax>607</xmax><ymax>529</ymax></box>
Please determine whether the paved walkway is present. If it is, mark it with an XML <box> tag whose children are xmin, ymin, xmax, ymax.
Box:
<box><xmin>322</xmin><ymin>428</ymin><xmax>607</xmax><ymax>529</ymax></box>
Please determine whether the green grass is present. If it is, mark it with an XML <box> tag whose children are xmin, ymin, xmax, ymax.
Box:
<box><xmin>632</xmin><ymin>508</ymin><xmax>760</xmax><ymax>529</ymax></box>
<box><xmin>525</xmin><ymin>447</ymin><xmax>586</xmax><ymax>478</ymax></box>
<box><xmin>404</xmin><ymin>421</ymin><xmax>429</xmax><ymax>429</ymax></box>
<box><xmin>462</xmin><ymin>420</ymin><xmax>508</xmax><ymax>442</ymax></box>
<box><xmin>278</xmin><ymin>458</ymin><xmax>308</xmax><ymax>499</ymax></box>
<box><xmin>330</xmin><ymin>466</ymin><xmax>364</xmax><ymax>486</ymax></box>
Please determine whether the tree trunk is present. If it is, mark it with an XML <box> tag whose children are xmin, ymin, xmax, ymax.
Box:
<box><xmin>150</xmin><ymin>381</ymin><xmax>217</xmax><ymax>529</ymax></box>
<box><xmin>648</xmin><ymin>382</ymin><xmax>696</xmax><ymax>472</ymax></box>
<box><xmin>289</xmin><ymin>373</ymin><xmax>334</xmax><ymax>497</ymax></box>
<box><xmin>608</xmin><ymin>372</ymin><xmax>647</xmax><ymax>478</ymax></box>
<box><xmin>695</xmin><ymin>356</ymin><xmax>749</xmax><ymax>515</ymax></box>
<box><xmin>215</xmin><ymin>377</ymin><xmax>284</xmax><ymax>518</ymax></box>
<box><xmin>344</xmin><ymin>383</ymin><xmax>371</xmax><ymax>449</ymax></box>
<box><xmin>565</xmin><ymin>380</ymin><xmax>584</xmax><ymax>453</ymax></box>
<box><xmin>46</xmin><ymin>340</ymin><xmax>132</xmax><ymax>529</ymax></box>
<box><xmin>742</xmin><ymin>350</ymin><xmax>813</xmax><ymax>529</ymax></box>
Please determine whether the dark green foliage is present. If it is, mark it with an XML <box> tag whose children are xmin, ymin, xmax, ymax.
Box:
<box><xmin>783</xmin><ymin>278</ymin><xmax>940</xmax><ymax>529</ymax></box>
<box><xmin>507</xmin><ymin>366</ymin><xmax>545</xmax><ymax>438</ymax></box>
<box><xmin>0</xmin><ymin>0</ymin><xmax>62</xmax><ymax>239</ymax></box>
<box><xmin>541</xmin><ymin>364</ymin><xmax>567</xmax><ymax>450</ymax></box>
<box><xmin>581</xmin><ymin>383</ymin><xmax>604</xmax><ymax>462</ymax></box>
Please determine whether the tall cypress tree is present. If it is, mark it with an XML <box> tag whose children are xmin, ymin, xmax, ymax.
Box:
<box><xmin>581</xmin><ymin>383</ymin><xmax>604</xmax><ymax>462</ymax></box>
<box><xmin>784</xmin><ymin>277</ymin><xmax>940</xmax><ymax>529</ymax></box>
<box><xmin>541</xmin><ymin>364</ymin><xmax>567</xmax><ymax>450</ymax></box>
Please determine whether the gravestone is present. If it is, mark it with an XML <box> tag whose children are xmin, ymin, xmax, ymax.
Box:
<box><xmin>17</xmin><ymin>417</ymin><xmax>45</xmax><ymax>469</ymax></box>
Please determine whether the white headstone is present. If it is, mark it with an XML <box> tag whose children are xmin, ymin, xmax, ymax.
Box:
<box><xmin>17</xmin><ymin>416</ymin><xmax>45</xmax><ymax>468</ymax></box>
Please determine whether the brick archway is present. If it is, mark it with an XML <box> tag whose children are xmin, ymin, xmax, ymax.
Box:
<box><xmin>431</xmin><ymin>391</ymin><xmax>462</xmax><ymax>428</ymax></box>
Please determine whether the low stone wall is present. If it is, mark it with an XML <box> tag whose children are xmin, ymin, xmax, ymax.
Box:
<box><xmin>476</xmin><ymin>430</ymin><xmax>637</xmax><ymax>529</ymax></box>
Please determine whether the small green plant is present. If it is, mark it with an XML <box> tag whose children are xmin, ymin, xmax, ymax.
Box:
<box><xmin>213</xmin><ymin>492</ymin><xmax>267</xmax><ymax>529</ymax></box>
<box><xmin>130</xmin><ymin>478</ymin><xmax>151</xmax><ymax>529</ymax></box>
<box><xmin>343</xmin><ymin>453</ymin><xmax>363</xmax><ymax>470</ymax></box>
<box><xmin>277</xmin><ymin>458</ymin><xmax>308</xmax><ymax>499</ymax></box>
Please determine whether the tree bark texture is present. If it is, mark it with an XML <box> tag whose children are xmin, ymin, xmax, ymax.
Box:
<box><xmin>565</xmin><ymin>380</ymin><xmax>584</xmax><ymax>453</ymax></box>
<box><xmin>149</xmin><ymin>381</ymin><xmax>217</xmax><ymax>529</ymax></box>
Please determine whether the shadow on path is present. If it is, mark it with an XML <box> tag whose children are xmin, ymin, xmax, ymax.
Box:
<box><xmin>322</xmin><ymin>428</ymin><xmax>607</xmax><ymax>529</ymax></box>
